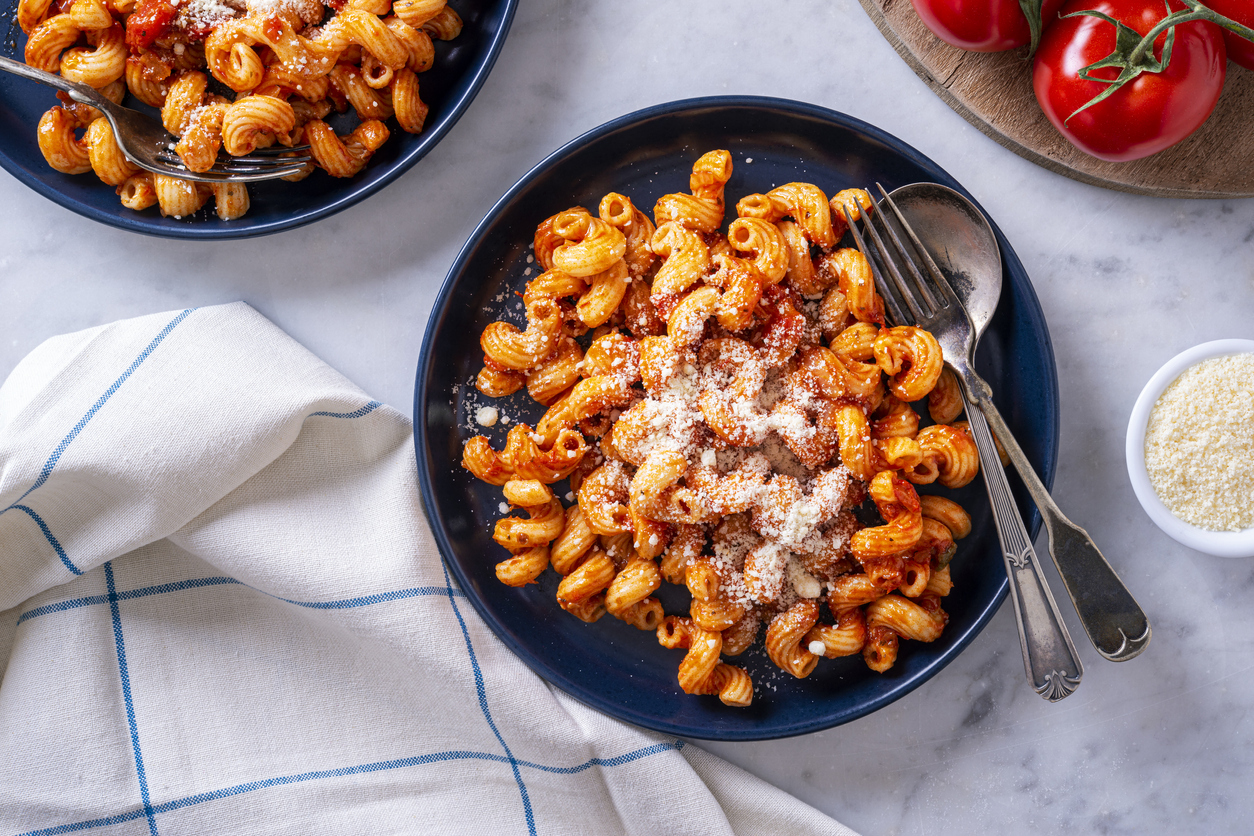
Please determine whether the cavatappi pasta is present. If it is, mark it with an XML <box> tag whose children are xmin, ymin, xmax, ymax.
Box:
<box><xmin>19</xmin><ymin>0</ymin><xmax>461</xmax><ymax>219</ymax></box>
<box><xmin>461</xmin><ymin>151</ymin><xmax>981</xmax><ymax>707</ymax></box>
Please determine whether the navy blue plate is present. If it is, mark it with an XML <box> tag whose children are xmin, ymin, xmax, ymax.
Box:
<box><xmin>415</xmin><ymin>97</ymin><xmax>1058</xmax><ymax>740</ymax></box>
<box><xmin>0</xmin><ymin>0</ymin><xmax>515</xmax><ymax>239</ymax></box>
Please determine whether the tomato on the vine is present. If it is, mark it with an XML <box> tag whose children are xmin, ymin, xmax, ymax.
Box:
<box><xmin>911</xmin><ymin>0</ymin><xmax>1067</xmax><ymax>51</ymax></box>
<box><xmin>1032</xmin><ymin>0</ymin><xmax>1226</xmax><ymax>161</ymax></box>
<box><xmin>1205</xmin><ymin>0</ymin><xmax>1254</xmax><ymax>70</ymax></box>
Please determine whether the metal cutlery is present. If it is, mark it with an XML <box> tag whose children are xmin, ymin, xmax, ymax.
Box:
<box><xmin>864</xmin><ymin>184</ymin><xmax>1151</xmax><ymax>665</ymax></box>
<box><xmin>0</xmin><ymin>55</ymin><xmax>311</xmax><ymax>183</ymax></box>
<box><xmin>842</xmin><ymin>187</ymin><xmax>1091</xmax><ymax>699</ymax></box>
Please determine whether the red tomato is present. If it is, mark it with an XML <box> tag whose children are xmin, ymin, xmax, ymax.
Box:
<box><xmin>911</xmin><ymin>0</ymin><xmax>1067</xmax><ymax>51</ymax></box>
<box><xmin>1032</xmin><ymin>0</ymin><xmax>1226</xmax><ymax>161</ymax></box>
<box><xmin>1205</xmin><ymin>0</ymin><xmax>1254</xmax><ymax>71</ymax></box>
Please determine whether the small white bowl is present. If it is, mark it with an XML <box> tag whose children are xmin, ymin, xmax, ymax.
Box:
<box><xmin>1126</xmin><ymin>339</ymin><xmax>1254</xmax><ymax>558</ymax></box>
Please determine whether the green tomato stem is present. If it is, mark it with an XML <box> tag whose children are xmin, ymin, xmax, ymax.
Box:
<box><xmin>1124</xmin><ymin>2</ymin><xmax>1254</xmax><ymax>64</ymax></box>
<box><xmin>1019</xmin><ymin>0</ymin><xmax>1049</xmax><ymax>58</ymax></box>
<box><xmin>1060</xmin><ymin>0</ymin><xmax>1254</xmax><ymax>124</ymax></box>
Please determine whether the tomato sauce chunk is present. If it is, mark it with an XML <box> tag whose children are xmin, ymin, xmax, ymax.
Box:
<box><xmin>126</xmin><ymin>0</ymin><xmax>179</xmax><ymax>52</ymax></box>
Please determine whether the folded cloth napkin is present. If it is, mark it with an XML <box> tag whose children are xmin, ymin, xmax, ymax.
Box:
<box><xmin>0</xmin><ymin>303</ymin><xmax>855</xmax><ymax>836</ymax></box>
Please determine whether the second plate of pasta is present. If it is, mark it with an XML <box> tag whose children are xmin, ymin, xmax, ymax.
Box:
<box><xmin>0</xmin><ymin>0</ymin><xmax>515</xmax><ymax>237</ymax></box>
<box><xmin>415</xmin><ymin>96</ymin><xmax>1059</xmax><ymax>740</ymax></box>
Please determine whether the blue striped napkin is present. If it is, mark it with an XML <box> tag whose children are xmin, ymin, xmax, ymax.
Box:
<box><xmin>0</xmin><ymin>303</ymin><xmax>853</xmax><ymax>836</ymax></box>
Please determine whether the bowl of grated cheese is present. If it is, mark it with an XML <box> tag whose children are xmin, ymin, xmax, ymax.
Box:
<box><xmin>1127</xmin><ymin>339</ymin><xmax>1254</xmax><ymax>558</ymax></box>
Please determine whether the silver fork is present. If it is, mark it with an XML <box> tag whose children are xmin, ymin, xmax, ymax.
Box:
<box><xmin>0</xmin><ymin>55</ymin><xmax>312</xmax><ymax>182</ymax></box>
<box><xmin>842</xmin><ymin>189</ymin><xmax>1085</xmax><ymax>701</ymax></box>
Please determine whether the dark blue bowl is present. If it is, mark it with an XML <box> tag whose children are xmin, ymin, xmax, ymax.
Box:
<box><xmin>0</xmin><ymin>0</ymin><xmax>516</xmax><ymax>238</ymax></box>
<box><xmin>415</xmin><ymin>97</ymin><xmax>1058</xmax><ymax>740</ymax></box>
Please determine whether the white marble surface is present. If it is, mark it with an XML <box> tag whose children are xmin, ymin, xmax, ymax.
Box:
<box><xmin>3</xmin><ymin>1</ymin><xmax>1253</xmax><ymax>833</ymax></box>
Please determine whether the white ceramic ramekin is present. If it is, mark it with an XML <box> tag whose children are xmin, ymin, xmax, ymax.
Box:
<box><xmin>1126</xmin><ymin>339</ymin><xmax>1254</xmax><ymax>558</ymax></box>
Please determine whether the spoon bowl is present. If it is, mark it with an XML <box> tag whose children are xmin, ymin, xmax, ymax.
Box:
<box><xmin>883</xmin><ymin>183</ymin><xmax>1003</xmax><ymax>341</ymax></box>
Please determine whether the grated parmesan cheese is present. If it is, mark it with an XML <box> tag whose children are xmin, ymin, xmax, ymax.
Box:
<box><xmin>475</xmin><ymin>406</ymin><xmax>499</xmax><ymax>427</ymax></box>
<box><xmin>788</xmin><ymin>558</ymin><xmax>823</xmax><ymax>599</ymax></box>
<box><xmin>1144</xmin><ymin>352</ymin><xmax>1254</xmax><ymax>531</ymax></box>
<box><xmin>461</xmin><ymin>181</ymin><xmax>914</xmax><ymax>694</ymax></box>
<box><xmin>175</xmin><ymin>0</ymin><xmax>237</xmax><ymax>33</ymax></box>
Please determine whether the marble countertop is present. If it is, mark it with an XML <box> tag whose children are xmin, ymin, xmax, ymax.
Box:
<box><xmin>3</xmin><ymin>1</ymin><xmax>1252</xmax><ymax>833</ymax></box>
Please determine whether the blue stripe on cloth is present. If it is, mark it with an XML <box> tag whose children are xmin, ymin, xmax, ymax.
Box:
<box><xmin>17</xmin><ymin>578</ymin><xmax>465</xmax><ymax>627</ymax></box>
<box><xmin>439</xmin><ymin>560</ymin><xmax>537</xmax><ymax>835</ymax></box>
<box><xmin>103</xmin><ymin>562</ymin><xmax>159</xmax><ymax>836</ymax></box>
<box><xmin>307</xmin><ymin>401</ymin><xmax>382</xmax><ymax>419</ymax></box>
<box><xmin>14</xmin><ymin>809</ymin><xmax>150</xmax><ymax>836</ymax></box>
<box><xmin>11</xmin><ymin>741</ymin><xmax>685</xmax><ymax>836</ymax></box>
<box><xmin>278</xmin><ymin>586</ymin><xmax>463</xmax><ymax>610</ymax></box>
<box><xmin>17</xmin><ymin>593</ymin><xmax>114</xmax><ymax>626</ymax></box>
<box><xmin>9</xmin><ymin>505</ymin><xmax>80</xmax><ymax>575</ymax></box>
<box><xmin>1</xmin><ymin>310</ymin><xmax>196</xmax><ymax>578</ymax></box>
<box><xmin>8</xmin><ymin>388</ymin><xmax>383</xmax><ymax>616</ymax></box>
<box><xmin>518</xmin><ymin>740</ymin><xmax>687</xmax><ymax>773</ymax></box>
<box><xmin>5</xmin><ymin>310</ymin><xmax>195</xmax><ymax>511</ymax></box>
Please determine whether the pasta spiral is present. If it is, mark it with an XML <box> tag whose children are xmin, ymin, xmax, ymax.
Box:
<box><xmin>461</xmin><ymin>152</ymin><xmax>981</xmax><ymax>707</ymax></box>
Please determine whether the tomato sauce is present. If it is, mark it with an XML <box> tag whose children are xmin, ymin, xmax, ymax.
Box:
<box><xmin>261</xmin><ymin>14</ymin><xmax>283</xmax><ymax>42</ymax></box>
<box><xmin>125</xmin><ymin>0</ymin><xmax>178</xmax><ymax>52</ymax></box>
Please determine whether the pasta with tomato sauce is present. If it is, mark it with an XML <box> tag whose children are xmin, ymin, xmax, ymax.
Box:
<box><xmin>461</xmin><ymin>151</ymin><xmax>980</xmax><ymax>707</ymax></box>
<box><xmin>18</xmin><ymin>0</ymin><xmax>460</xmax><ymax>219</ymax></box>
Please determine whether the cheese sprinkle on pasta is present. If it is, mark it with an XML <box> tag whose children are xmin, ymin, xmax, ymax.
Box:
<box><xmin>461</xmin><ymin>154</ymin><xmax>982</xmax><ymax>706</ymax></box>
<box><xmin>19</xmin><ymin>0</ymin><xmax>463</xmax><ymax>221</ymax></box>
<box><xmin>1144</xmin><ymin>353</ymin><xmax>1254</xmax><ymax>531</ymax></box>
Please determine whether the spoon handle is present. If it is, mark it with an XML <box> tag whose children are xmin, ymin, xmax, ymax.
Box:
<box><xmin>959</xmin><ymin>379</ymin><xmax>1083</xmax><ymax>700</ymax></box>
<box><xmin>961</xmin><ymin>369</ymin><xmax>1152</xmax><ymax>662</ymax></box>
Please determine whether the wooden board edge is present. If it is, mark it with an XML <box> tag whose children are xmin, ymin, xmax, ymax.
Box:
<box><xmin>855</xmin><ymin>0</ymin><xmax>1254</xmax><ymax>200</ymax></box>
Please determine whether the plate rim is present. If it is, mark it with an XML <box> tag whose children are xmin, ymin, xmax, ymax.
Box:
<box><xmin>0</xmin><ymin>0</ymin><xmax>518</xmax><ymax>240</ymax></box>
<box><xmin>414</xmin><ymin>94</ymin><xmax>1060</xmax><ymax>739</ymax></box>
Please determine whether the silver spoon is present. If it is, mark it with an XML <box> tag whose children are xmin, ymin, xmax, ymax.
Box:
<box><xmin>886</xmin><ymin>183</ymin><xmax>1151</xmax><ymax>668</ymax></box>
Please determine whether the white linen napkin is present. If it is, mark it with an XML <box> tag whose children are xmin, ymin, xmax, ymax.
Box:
<box><xmin>0</xmin><ymin>302</ymin><xmax>855</xmax><ymax>836</ymax></box>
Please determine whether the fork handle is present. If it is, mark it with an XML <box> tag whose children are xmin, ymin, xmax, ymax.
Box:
<box><xmin>959</xmin><ymin>380</ymin><xmax>1083</xmax><ymax>700</ymax></box>
<box><xmin>0</xmin><ymin>55</ymin><xmax>106</xmax><ymax>107</ymax></box>
<box><xmin>959</xmin><ymin>367</ymin><xmax>1152</xmax><ymax>662</ymax></box>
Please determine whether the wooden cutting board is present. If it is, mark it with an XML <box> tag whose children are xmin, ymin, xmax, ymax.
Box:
<box><xmin>859</xmin><ymin>0</ymin><xmax>1254</xmax><ymax>198</ymax></box>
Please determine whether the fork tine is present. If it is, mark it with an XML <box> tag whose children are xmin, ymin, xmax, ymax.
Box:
<box><xmin>214</xmin><ymin>156</ymin><xmax>313</xmax><ymax>170</ymax></box>
<box><xmin>153</xmin><ymin>150</ymin><xmax>313</xmax><ymax>168</ymax></box>
<box><xmin>221</xmin><ymin>164</ymin><xmax>311</xmax><ymax>181</ymax></box>
<box><xmin>875</xmin><ymin>183</ymin><xmax>963</xmax><ymax>312</ymax></box>
<box><xmin>855</xmin><ymin>202</ymin><xmax>927</xmax><ymax>325</ymax></box>
<box><xmin>149</xmin><ymin>156</ymin><xmax>313</xmax><ymax>182</ymax></box>
<box><xmin>153</xmin><ymin>144</ymin><xmax>312</xmax><ymax>159</ymax></box>
<box><xmin>225</xmin><ymin>153</ymin><xmax>313</xmax><ymax>166</ymax></box>
<box><xmin>169</xmin><ymin>163</ymin><xmax>312</xmax><ymax>183</ymax></box>
<box><xmin>870</xmin><ymin>183</ymin><xmax>942</xmax><ymax>314</ymax></box>
<box><xmin>841</xmin><ymin>204</ymin><xmax>911</xmax><ymax>327</ymax></box>
<box><xmin>245</xmin><ymin>144</ymin><xmax>312</xmax><ymax>156</ymax></box>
